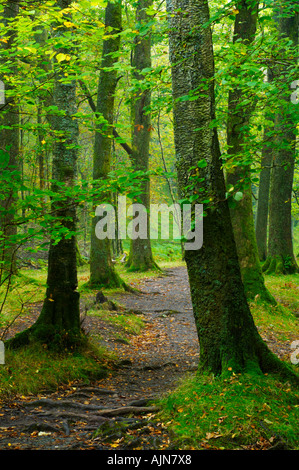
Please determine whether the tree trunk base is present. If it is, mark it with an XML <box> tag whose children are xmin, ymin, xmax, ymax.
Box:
<box><xmin>5</xmin><ymin>325</ymin><xmax>87</xmax><ymax>352</ymax></box>
<box><xmin>200</xmin><ymin>328</ymin><xmax>299</xmax><ymax>385</ymax></box>
<box><xmin>125</xmin><ymin>258</ymin><xmax>161</xmax><ymax>273</ymax></box>
<box><xmin>5</xmin><ymin>291</ymin><xmax>87</xmax><ymax>352</ymax></box>
<box><xmin>262</xmin><ymin>255</ymin><xmax>298</xmax><ymax>275</ymax></box>
<box><xmin>241</xmin><ymin>268</ymin><xmax>277</xmax><ymax>305</ymax></box>
<box><xmin>5</xmin><ymin>323</ymin><xmax>87</xmax><ymax>352</ymax></box>
<box><xmin>88</xmin><ymin>268</ymin><xmax>125</xmax><ymax>288</ymax></box>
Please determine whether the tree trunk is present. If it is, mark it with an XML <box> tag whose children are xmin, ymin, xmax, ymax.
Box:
<box><xmin>0</xmin><ymin>1</ymin><xmax>20</xmax><ymax>281</ymax></box>
<box><xmin>255</xmin><ymin>138</ymin><xmax>272</xmax><ymax>262</ymax></box>
<box><xmin>255</xmin><ymin>76</ymin><xmax>274</xmax><ymax>262</ymax></box>
<box><xmin>34</xmin><ymin>26</ymin><xmax>53</xmax><ymax>192</ymax></box>
<box><xmin>225</xmin><ymin>1</ymin><xmax>275</xmax><ymax>304</ymax></box>
<box><xmin>262</xmin><ymin>5</ymin><xmax>298</xmax><ymax>275</ymax></box>
<box><xmin>167</xmin><ymin>0</ymin><xmax>297</xmax><ymax>381</ymax></box>
<box><xmin>126</xmin><ymin>0</ymin><xmax>159</xmax><ymax>272</ymax></box>
<box><xmin>89</xmin><ymin>0</ymin><xmax>124</xmax><ymax>287</ymax></box>
<box><xmin>7</xmin><ymin>0</ymin><xmax>83</xmax><ymax>351</ymax></box>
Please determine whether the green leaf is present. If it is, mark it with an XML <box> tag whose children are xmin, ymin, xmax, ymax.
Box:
<box><xmin>0</xmin><ymin>148</ymin><xmax>10</xmax><ymax>169</ymax></box>
<box><xmin>234</xmin><ymin>192</ymin><xmax>243</xmax><ymax>202</ymax></box>
<box><xmin>197</xmin><ymin>159</ymin><xmax>207</xmax><ymax>168</ymax></box>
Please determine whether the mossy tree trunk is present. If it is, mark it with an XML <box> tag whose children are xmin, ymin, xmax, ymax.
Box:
<box><xmin>225</xmin><ymin>1</ymin><xmax>275</xmax><ymax>304</ymax></box>
<box><xmin>167</xmin><ymin>0</ymin><xmax>297</xmax><ymax>381</ymax></box>
<box><xmin>126</xmin><ymin>0</ymin><xmax>159</xmax><ymax>272</ymax></box>
<box><xmin>6</xmin><ymin>0</ymin><xmax>83</xmax><ymax>351</ymax></box>
<box><xmin>0</xmin><ymin>1</ymin><xmax>19</xmax><ymax>281</ymax></box>
<box><xmin>89</xmin><ymin>0</ymin><xmax>124</xmax><ymax>288</ymax></box>
<box><xmin>262</xmin><ymin>5</ymin><xmax>298</xmax><ymax>275</ymax></box>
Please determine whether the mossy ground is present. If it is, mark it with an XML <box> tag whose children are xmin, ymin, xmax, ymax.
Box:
<box><xmin>157</xmin><ymin>371</ymin><xmax>299</xmax><ymax>450</ymax></box>
<box><xmin>0</xmin><ymin>342</ymin><xmax>113</xmax><ymax>398</ymax></box>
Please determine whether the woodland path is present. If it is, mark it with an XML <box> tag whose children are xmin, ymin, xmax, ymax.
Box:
<box><xmin>0</xmin><ymin>266</ymin><xmax>292</xmax><ymax>450</ymax></box>
<box><xmin>0</xmin><ymin>266</ymin><xmax>200</xmax><ymax>450</ymax></box>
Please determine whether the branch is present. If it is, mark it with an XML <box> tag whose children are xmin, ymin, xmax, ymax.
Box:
<box><xmin>293</xmin><ymin>190</ymin><xmax>299</xmax><ymax>206</ymax></box>
<box><xmin>78</xmin><ymin>79</ymin><xmax>133</xmax><ymax>156</ymax></box>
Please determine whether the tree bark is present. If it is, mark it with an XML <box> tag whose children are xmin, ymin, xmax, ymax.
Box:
<box><xmin>167</xmin><ymin>0</ymin><xmax>297</xmax><ymax>381</ymax></box>
<box><xmin>7</xmin><ymin>0</ymin><xmax>83</xmax><ymax>351</ymax></box>
<box><xmin>34</xmin><ymin>26</ymin><xmax>53</xmax><ymax>192</ymax></box>
<box><xmin>225</xmin><ymin>1</ymin><xmax>275</xmax><ymax>304</ymax></box>
<box><xmin>89</xmin><ymin>0</ymin><xmax>124</xmax><ymax>287</ymax></box>
<box><xmin>262</xmin><ymin>5</ymin><xmax>298</xmax><ymax>275</ymax></box>
<box><xmin>255</xmin><ymin>139</ymin><xmax>272</xmax><ymax>262</ymax></box>
<box><xmin>126</xmin><ymin>0</ymin><xmax>159</xmax><ymax>272</ymax></box>
<box><xmin>0</xmin><ymin>1</ymin><xmax>20</xmax><ymax>280</ymax></box>
<box><xmin>255</xmin><ymin>71</ymin><xmax>274</xmax><ymax>262</ymax></box>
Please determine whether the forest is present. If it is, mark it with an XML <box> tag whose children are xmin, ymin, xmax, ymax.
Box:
<box><xmin>0</xmin><ymin>0</ymin><xmax>298</xmax><ymax>454</ymax></box>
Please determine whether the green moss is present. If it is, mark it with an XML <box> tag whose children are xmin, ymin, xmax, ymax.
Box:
<box><xmin>157</xmin><ymin>372</ymin><xmax>299</xmax><ymax>450</ymax></box>
<box><xmin>0</xmin><ymin>342</ymin><xmax>112</xmax><ymax>398</ymax></box>
<box><xmin>126</xmin><ymin>259</ymin><xmax>161</xmax><ymax>273</ymax></box>
<box><xmin>262</xmin><ymin>255</ymin><xmax>298</xmax><ymax>275</ymax></box>
<box><xmin>5</xmin><ymin>323</ymin><xmax>87</xmax><ymax>353</ymax></box>
<box><xmin>88</xmin><ymin>269</ymin><xmax>126</xmax><ymax>289</ymax></box>
<box><xmin>242</xmin><ymin>267</ymin><xmax>277</xmax><ymax>305</ymax></box>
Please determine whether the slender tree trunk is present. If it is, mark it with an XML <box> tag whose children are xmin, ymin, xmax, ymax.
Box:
<box><xmin>255</xmin><ymin>72</ymin><xmax>274</xmax><ymax>262</ymax></box>
<box><xmin>225</xmin><ymin>1</ymin><xmax>275</xmax><ymax>304</ymax></box>
<box><xmin>263</xmin><ymin>5</ymin><xmax>298</xmax><ymax>275</ymax></box>
<box><xmin>7</xmin><ymin>0</ymin><xmax>83</xmax><ymax>351</ymax></box>
<box><xmin>126</xmin><ymin>0</ymin><xmax>159</xmax><ymax>272</ymax></box>
<box><xmin>167</xmin><ymin>0</ymin><xmax>297</xmax><ymax>381</ymax></box>
<box><xmin>0</xmin><ymin>1</ymin><xmax>19</xmax><ymax>280</ymax></box>
<box><xmin>89</xmin><ymin>0</ymin><xmax>124</xmax><ymax>287</ymax></box>
<box><xmin>34</xmin><ymin>26</ymin><xmax>53</xmax><ymax>192</ymax></box>
<box><xmin>255</xmin><ymin>138</ymin><xmax>272</xmax><ymax>261</ymax></box>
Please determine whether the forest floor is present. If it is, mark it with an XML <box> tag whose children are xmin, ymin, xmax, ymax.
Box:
<box><xmin>0</xmin><ymin>266</ymin><xmax>297</xmax><ymax>451</ymax></box>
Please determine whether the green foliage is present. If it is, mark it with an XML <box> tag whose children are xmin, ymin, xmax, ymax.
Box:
<box><xmin>0</xmin><ymin>147</ymin><xmax>10</xmax><ymax>169</ymax></box>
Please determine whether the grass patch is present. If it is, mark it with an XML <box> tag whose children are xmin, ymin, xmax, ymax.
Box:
<box><xmin>0</xmin><ymin>269</ymin><xmax>46</xmax><ymax>322</ymax></box>
<box><xmin>102</xmin><ymin>312</ymin><xmax>144</xmax><ymax>335</ymax></box>
<box><xmin>248</xmin><ymin>273</ymin><xmax>299</xmax><ymax>345</ymax></box>
<box><xmin>121</xmin><ymin>239</ymin><xmax>183</xmax><ymax>265</ymax></box>
<box><xmin>85</xmin><ymin>308</ymin><xmax>145</xmax><ymax>344</ymax></box>
<box><xmin>0</xmin><ymin>341</ymin><xmax>115</xmax><ymax>399</ymax></box>
<box><xmin>265</xmin><ymin>273</ymin><xmax>299</xmax><ymax>313</ymax></box>
<box><xmin>157</xmin><ymin>372</ymin><xmax>299</xmax><ymax>450</ymax></box>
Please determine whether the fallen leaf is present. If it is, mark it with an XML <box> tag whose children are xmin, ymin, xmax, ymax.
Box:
<box><xmin>206</xmin><ymin>432</ymin><xmax>223</xmax><ymax>439</ymax></box>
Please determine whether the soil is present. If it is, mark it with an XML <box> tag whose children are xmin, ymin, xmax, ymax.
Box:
<box><xmin>0</xmin><ymin>266</ymin><xmax>294</xmax><ymax>451</ymax></box>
